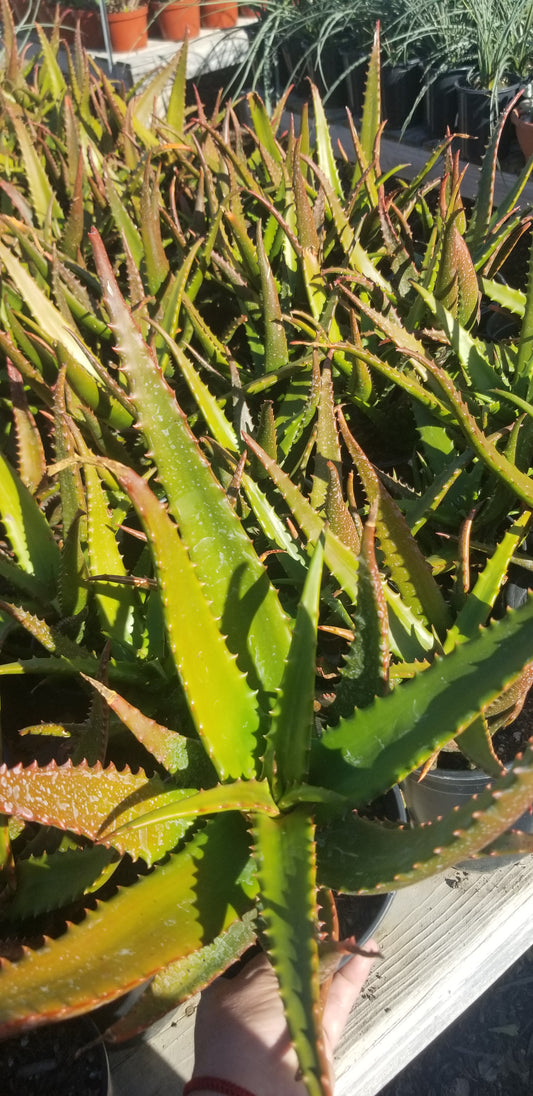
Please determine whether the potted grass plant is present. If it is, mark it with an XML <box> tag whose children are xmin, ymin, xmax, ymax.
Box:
<box><xmin>0</xmin><ymin>20</ymin><xmax>533</xmax><ymax>1096</ymax></box>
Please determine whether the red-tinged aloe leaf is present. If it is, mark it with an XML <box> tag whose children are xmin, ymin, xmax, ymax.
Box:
<box><xmin>312</xmin><ymin>597</ymin><xmax>533</xmax><ymax>808</ymax></box>
<box><xmin>140</xmin><ymin>161</ymin><xmax>170</xmax><ymax>296</ymax></box>
<box><xmin>434</xmin><ymin>216</ymin><xmax>480</xmax><ymax>329</ymax></box>
<box><xmin>256</xmin><ymin>221</ymin><xmax>288</xmax><ymax>373</ymax></box>
<box><xmin>6</xmin><ymin>361</ymin><xmax>46</xmax><ymax>494</ymax></box>
<box><xmin>0</xmin><ymin>761</ymin><xmax>196</xmax><ymax>862</ymax></box>
<box><xmin>310</xmin><ymin>359</ymin><xmax>341</xmax><ymax>512</ymax></box>
<box><xmin>0</xmin><ymin>814</ymin><xmax>252</xmax><ymax>1036</ymax></box>
<box><xmin>81</xmin><ymin>675</ymin><xmax>215</xmax><ymax>784</ymax></box>
<box><xmin>0</xmin><ymin>454</ymin><xmax>59</xmax><ymax>593</ymax></box>
<box><xmin>338</xmin><ymin>410</ymin><xmax>450</xmax><ymax>637</ymax></box>
<box><xmin>109</xmin><ymin>780</ymin><xmax>279</xmax><ymax>837</ymax></box>
<box><xmin>264</xmin><ymin>537</ymin><xmax>324</xmax><ymax>797</ymax></box>
<box><xmin>89</xmin><ymin>228</ymin><xmax>291</xmax><ymax>705</ymax></box>
<box><xmin>468</xmin><ymin>92</ymin><xmax>523</xmax><ymax>254</ymax></box>
<box><xmin>98</xmin><ymin>460</ymin><xmax>259</xmax><ymax>781</ymax></box>
<box><xmin>327</xmin><ymin>507</ymin><xmax>389</xmax><ymax>723</ymax></box>
<box><xmin>317</xmin><ymin>743</ymin><xmax>533</xmax><ymax>894</ymax></box>
<box><xmin>62</xmin><ymin>152</ymin><xmax>84</xmax><ymax>260</ymax></box>
<box><xmin>105</xmin><ymin>913</ymin><xmax>258</xmax><ymax>1042</ymax></box>
<box><xmin>253</xmin><ymin>809</ymin><xmax>331</xmax><ymax>1096</ymax></box>
<box><xmin>0</xmin><ymin>847</ymin><xmax>117</xmax><ymax>923</ymax></box>
<box><xmin>324</xmin><ymin>463</ymin><xmax>360</xmax><ymax>553</ymax></box>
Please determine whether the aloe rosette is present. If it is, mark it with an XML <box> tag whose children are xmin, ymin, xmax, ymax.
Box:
<box><xmin>0</xmin><ymin>22</ymin><xmax>533</xmax><ymax>1096</ymax></box>
<box><xmin>1</xmin><ymin>231</ymin><xmax>533</xmax><ymax>1096</ymax></box>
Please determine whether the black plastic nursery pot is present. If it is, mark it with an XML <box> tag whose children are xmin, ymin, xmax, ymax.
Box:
<box><xmin>0</xmin><ymin>1015</ymin><xmax>112</xmax><ymax>1096</ymax></box>
<box><xmin>456</xmin><ymin>78</ymin><xmax>521</xmax><ymax>163</ymax></box>
<box><xmin>336</xmin><ymin>784</ymin><xmax>408</xmax><ymax>943</ymax></box>
<box><xmin>402</xmin><ymin>764</ymin><xmax>533</xmax><ymax>871</ymax></box>
<box><xmin>382</xmin><ymin>61</ymin><xmax>424</xmax><ymax>132</ymax></box>
<box><xmin>425</xmin><ymin>67</ymin><xmax>469</xmax><ymax>139</ymax></box>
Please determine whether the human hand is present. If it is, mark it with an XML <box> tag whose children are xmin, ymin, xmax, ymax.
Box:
<box><xmin>187</xmin><ymin>943</ymin><xmax>377</xmax><ymax>1096</ymax></box>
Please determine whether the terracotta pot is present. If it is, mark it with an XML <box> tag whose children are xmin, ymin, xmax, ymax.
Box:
<box><xmin>512</xmin><ymin>107</ymin><xmax>533</xmax><ymax>161</ymax></box>
<box><xmin>153</xmin><ymin>0</ymin><xmax>199</xmax><ymax>39</ymax></box>
<box><xmin>108</xmin><ymin>5</ymin><xmax>148</xmax><ymax>51</ymax></box>
<box><xmin>200</xmin><ymin>0</ymin><xmax>237</xmax><ymax>28</ymax></box>
<box><xmin>59</xmin><ymin>7</ymin><xmax>104</xmax><ymax>48</ymax></box>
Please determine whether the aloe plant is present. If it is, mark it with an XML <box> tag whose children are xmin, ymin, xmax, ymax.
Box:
<box><xmin>0</xmin><ymin>24</ymin><xmax>533</xmax><ymax>1096</ymax></box>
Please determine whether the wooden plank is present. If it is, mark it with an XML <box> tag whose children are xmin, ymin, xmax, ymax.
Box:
<box><xmin>108</xmin><ymin>854</ymin><xmax>533</xmax><ymax>1096</ymax></box>
<box><xmin>335</xmin><ymin>855</ymin><xmax>533</xmax><ymax>1096</ymax></box>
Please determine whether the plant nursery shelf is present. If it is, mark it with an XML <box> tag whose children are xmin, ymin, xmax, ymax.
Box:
<box><xmin>108</xmin><ymin>854</ymin><xmax>533</xmax><ymax>1096</ymax></box>
<box><xmin>87</xmin><ymin>17</ymin><xmax>255</xmax><ymax>88</ymax></box>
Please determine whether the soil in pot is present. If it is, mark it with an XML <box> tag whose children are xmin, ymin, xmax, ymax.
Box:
<box><xmin>0</xmin><ymin>1016</ymin><xmax>111</xmax><ymax>1096</ymax></box>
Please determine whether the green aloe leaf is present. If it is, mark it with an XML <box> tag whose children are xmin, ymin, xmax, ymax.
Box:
<box><xmin>0</xmin><ymin>815</ymin><xmax>252</xmax><ymax>1036</ymax></box>
<box><xmin>244</xmin><ymin>434</ymin><xmax>434</xmax><ymax>660</ymax></box>
<box><xmin>100</xmin><ymin>460</ymin><xmax>260</xmax><ymax>781</ymax></box>
<box><xmin>312</xmin><ymin>597</ymin><xmax>533</xmax><ymax>807</ymax></box>
<box><xmin>264</xmin><ymin>536</ymin><xmax>324</xmax><ymax>797</ymax></box>
<box><xmin>327</xmin><ymin>509</ymin><xmax>389</xmax><ymax>721</ymax></box>
<box><xmin>338</xmin><ymin>409</ymin><xmax>450</xmax><ymax>637</ymax></box>
<box><xmin>84</xmin><ymin>463</ymin><xmax>137</xmax><ymax>647</ymax></box>
<box><xmin>415</xmin><ymin>284</ymin><xmax>500</xmax><ymax>393</ymax></box>
<box><xmin>82</xmin><ymin>676</ymin><xmax>215</xmax><ymax>783</ymax></box>
<box><xmin>317</xmin><ymin>743</ymin><xmax>533</xmax><ymax>893</ymax></box>
<box><xmin>89</xmin><ymin>229</ymin><xmax>291</xmax><ymax>705</ymax></box>
<box><xmin>0</xmin><ymin>453</ymin><xmax>59</xmax><ymax>593</ymax></box>
<box><xmin>110</xmin><ymin>780</ymin><xmax>279</xmax><ymax>835</ymax></box>
<box><xmin>106</xmin><ymin>914</ymin><xmax>258</xmax><ymax>1041</ymax></box>
<box><xmin>254</xmin><ymin>808</ymin><xmax>330</xmax><ymax>1096</ymax></box>
<box><xmin>0</xmin><ymin>846</ymin><xmax>116</xmax><ymax>922</ymax></box>
<box><xmin>445</xmin><ymin>510</ymin><xmax>532</xmax><ymax>649</ymax></box>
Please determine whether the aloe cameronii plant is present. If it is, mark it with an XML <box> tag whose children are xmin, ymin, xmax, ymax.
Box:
<box><xmin>0</xmin><ymin>23</ymin><xmax>533</xmax><ymax>1096</ymax></box>
<box><xmin>1</xmin><ymin>225</ymin><xmax>533</xmax><ymax>1096</ymax></box>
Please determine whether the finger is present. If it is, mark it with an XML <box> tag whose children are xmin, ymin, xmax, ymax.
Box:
<box><xmin>321</xmin><ymin>941</ymin><xmax>378</xmax><ymax>1053</ymax></box>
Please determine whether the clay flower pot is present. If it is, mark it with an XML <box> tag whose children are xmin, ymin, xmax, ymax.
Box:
<box><xmin>512</xmin><ymin>107</ymin><xmax>533</xmax><ymax>161</ymax></box>
<box><xmin>200</xmin><ymin>0</ymin><xmax>237</xmax><ymax>28</ymax></box>
<box><xmin>153</xmin><ymin>0</ymin><xmax>199</xmax><ymax>39</ymax></box>
<box><xmin>107</xmin><ymin>5</ymin><xmax>148</xmax><ymax>51</ymax></box>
